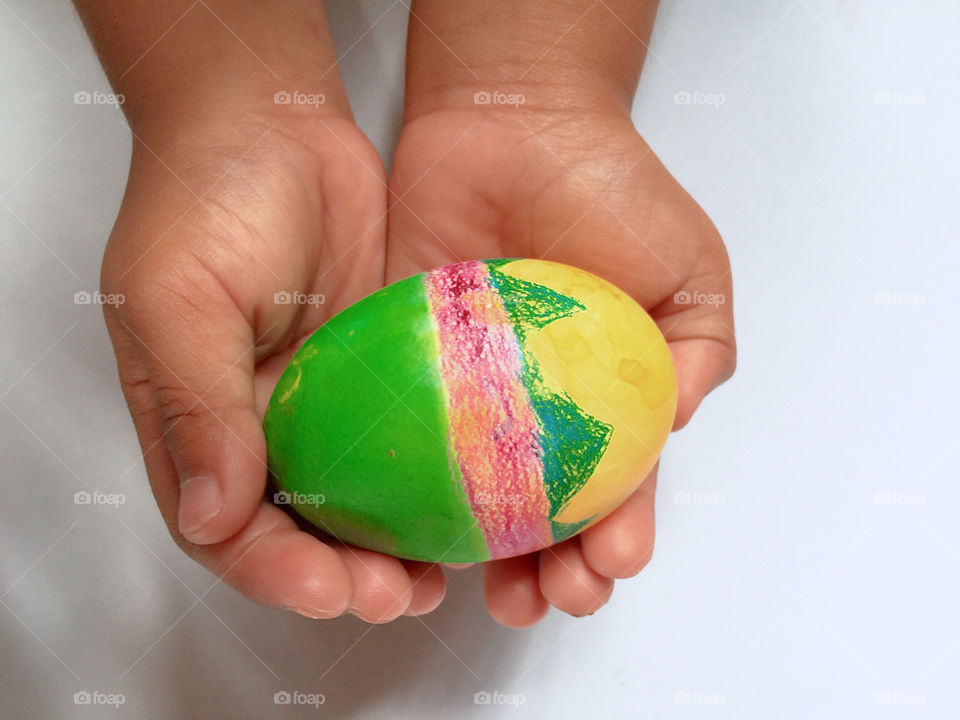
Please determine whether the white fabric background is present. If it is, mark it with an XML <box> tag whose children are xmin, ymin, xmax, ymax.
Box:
<box><xmin>2</xmin><ymin>1</ymin><xmax>957</xmax><ymax>718</ymax></box>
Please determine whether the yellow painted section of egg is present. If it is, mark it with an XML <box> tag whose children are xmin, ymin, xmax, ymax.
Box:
<box><xmin>497</xmin><ymin>259</ymin><xmax>677</xmax><ymax>525</ymax></box>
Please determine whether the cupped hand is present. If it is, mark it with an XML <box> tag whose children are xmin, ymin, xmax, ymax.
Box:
<box><xmin>101</xmin><ymin>109</ymin><xmax>446</xmax><ymax>622</ymax></box>
<box><xmin>387</xmin><ymin>107</ymin><xmax>737</xmax><ymax>626</ymax></box>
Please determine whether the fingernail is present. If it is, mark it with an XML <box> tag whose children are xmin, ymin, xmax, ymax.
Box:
<box><xmin>178</xmin><ymin>475</ymin><xmax>222</xmax><ymax>543</ymax></box>
<box><xmin>289</xmin><ymin>606</ymin><xmax>334</xmax><ymax>620</ymax></box>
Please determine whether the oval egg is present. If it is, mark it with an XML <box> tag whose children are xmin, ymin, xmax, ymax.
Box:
<box><xmin>264</xmin><ymin>259</ymin><xmax>677</xmax><ymax>562</ymax></box>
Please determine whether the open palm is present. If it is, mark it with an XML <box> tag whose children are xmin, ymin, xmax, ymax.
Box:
<box><xmin>103</xmin><ymin>114</ymin><xmax>447</xmax><ymax>622</ymax></box>
<box><xmin>387</xmin><ymin>107</ymin><xmax>736</xmax><ymax>626</ymax></box>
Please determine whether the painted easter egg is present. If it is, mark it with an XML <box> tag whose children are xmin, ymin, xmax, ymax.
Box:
<box><xmin>264</xmin><ymin>259</ymin><xmax>676</xmax><ymax>563</ymax></box>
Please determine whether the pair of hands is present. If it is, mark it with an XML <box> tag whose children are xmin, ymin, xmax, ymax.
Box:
<box><xmin>94</xmin><ymin>2</ymin><xmax>735</xmax><ymax>628</ymax></box>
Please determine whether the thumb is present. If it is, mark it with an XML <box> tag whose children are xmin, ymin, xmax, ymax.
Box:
<box><xmin>655</xmin><ymin>252</ymin><xmax>737</xmax><ymax>431</ymax></box>
<box><xmin>108</xmin><ymin>265</ymin><xmax>267</xmax><ymax>545</ymax></box>
<box><xmin>666</xmin><ymin>336</ymin><xmax>736</xmax><ymax>430</ymax></box>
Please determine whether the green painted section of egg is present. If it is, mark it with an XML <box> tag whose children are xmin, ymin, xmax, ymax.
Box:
<box><xmin>264</xmin><ymin>275</ymin><xmax>489</xmax><ymax>562</ymax></box>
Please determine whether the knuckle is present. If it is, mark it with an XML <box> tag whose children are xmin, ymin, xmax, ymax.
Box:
<box><xmin>118</xmin><ymin>375</ymin><xmax>158</xmax><ymax>426</ymax></box>
<box><xmin>101</xmin><ymin>245</ymin><xmax>219</xmax><ymax>322</ymax></box>
<box><xmin>721</xmin><ymin>342</ymin><xmax>738</xmax><ymax>384</ymax></box>
<box><xmin>153</xmin><ymin>387</ymin><xmax>244</xmax><ymax>442</ymax></box>
<box><xmin>154</xmin><ymin>383</ymin><xmax>206</xmax><ymax>430</ymax></box>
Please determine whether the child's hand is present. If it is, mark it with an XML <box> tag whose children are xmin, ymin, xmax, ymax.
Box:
<box><xmin>387</xmin><ymin>0</ymin><xmax>737</xmax><ymax>626</ymax></box>
<box><xmin>80</xmin><ymin>0</ymin><xmax>735</xmax><ymax>628</ymax></box>
<box><xmin>84</xmin><ymin>0</ymin><xmax>446</xmax><ymax>623</ymax></box>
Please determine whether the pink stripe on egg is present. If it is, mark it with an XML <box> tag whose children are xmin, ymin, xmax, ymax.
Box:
<box><xmin>426</xmin><ymin>261</ymin><xmax>553</xmax><ymax>559</ymax></box>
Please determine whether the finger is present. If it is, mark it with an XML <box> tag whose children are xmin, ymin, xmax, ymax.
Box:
<box><xmin>654</xmin><ymin>232</ymin><xmax>737</xmax><ymax>430</ymax></box>
<box><xmin>107</xmin><ymin>261</ymin><xmax>267</xmax><ymax>547</ymax></box>
<box><xmin>668</xmin><ymin>337</ymin><xmax>736</xmax><ymax>430</ymax></box>
<box><xmin>539</xmin><ymin>538</ymin><xmax>614</xmax><ymax>617</ymax></box>
<box><xmin>581</xmin><ymin>465</ymin><xmax>657</xmax><ymax>579</ymax></box>
<box><xmin>444</xmin><ymin>563</ymin><xmax>474</xmax><ymax>570</ymax></box>
<box><xmin>483</xmin><ymin>555</ymin><xmax>549</xmax><ymax>628</ymax></box>
<box><xmin>402</xmin><ymin>562</ymin><xmax>448</xmax><ymax>617</ymax></box>
<box><xmin>333</xmin><ymin>546</ymin><xmax>413</xmax><ymax>623</ymax></box>
<box><xmin>112</xmin><ymin>372</ymin><xmax>352</xmax><ymax>619</ymax></box>
<box><xmin>194</xmin><ymin>502</ymin><xmax>353</xmax><ymax>619</ymax></box>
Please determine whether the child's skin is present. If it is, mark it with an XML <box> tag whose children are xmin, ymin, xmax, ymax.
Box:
<box><xmin>74</xmin><ymin>0</ymin><xmax>736</xmax><ymax>627</ymax></box>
